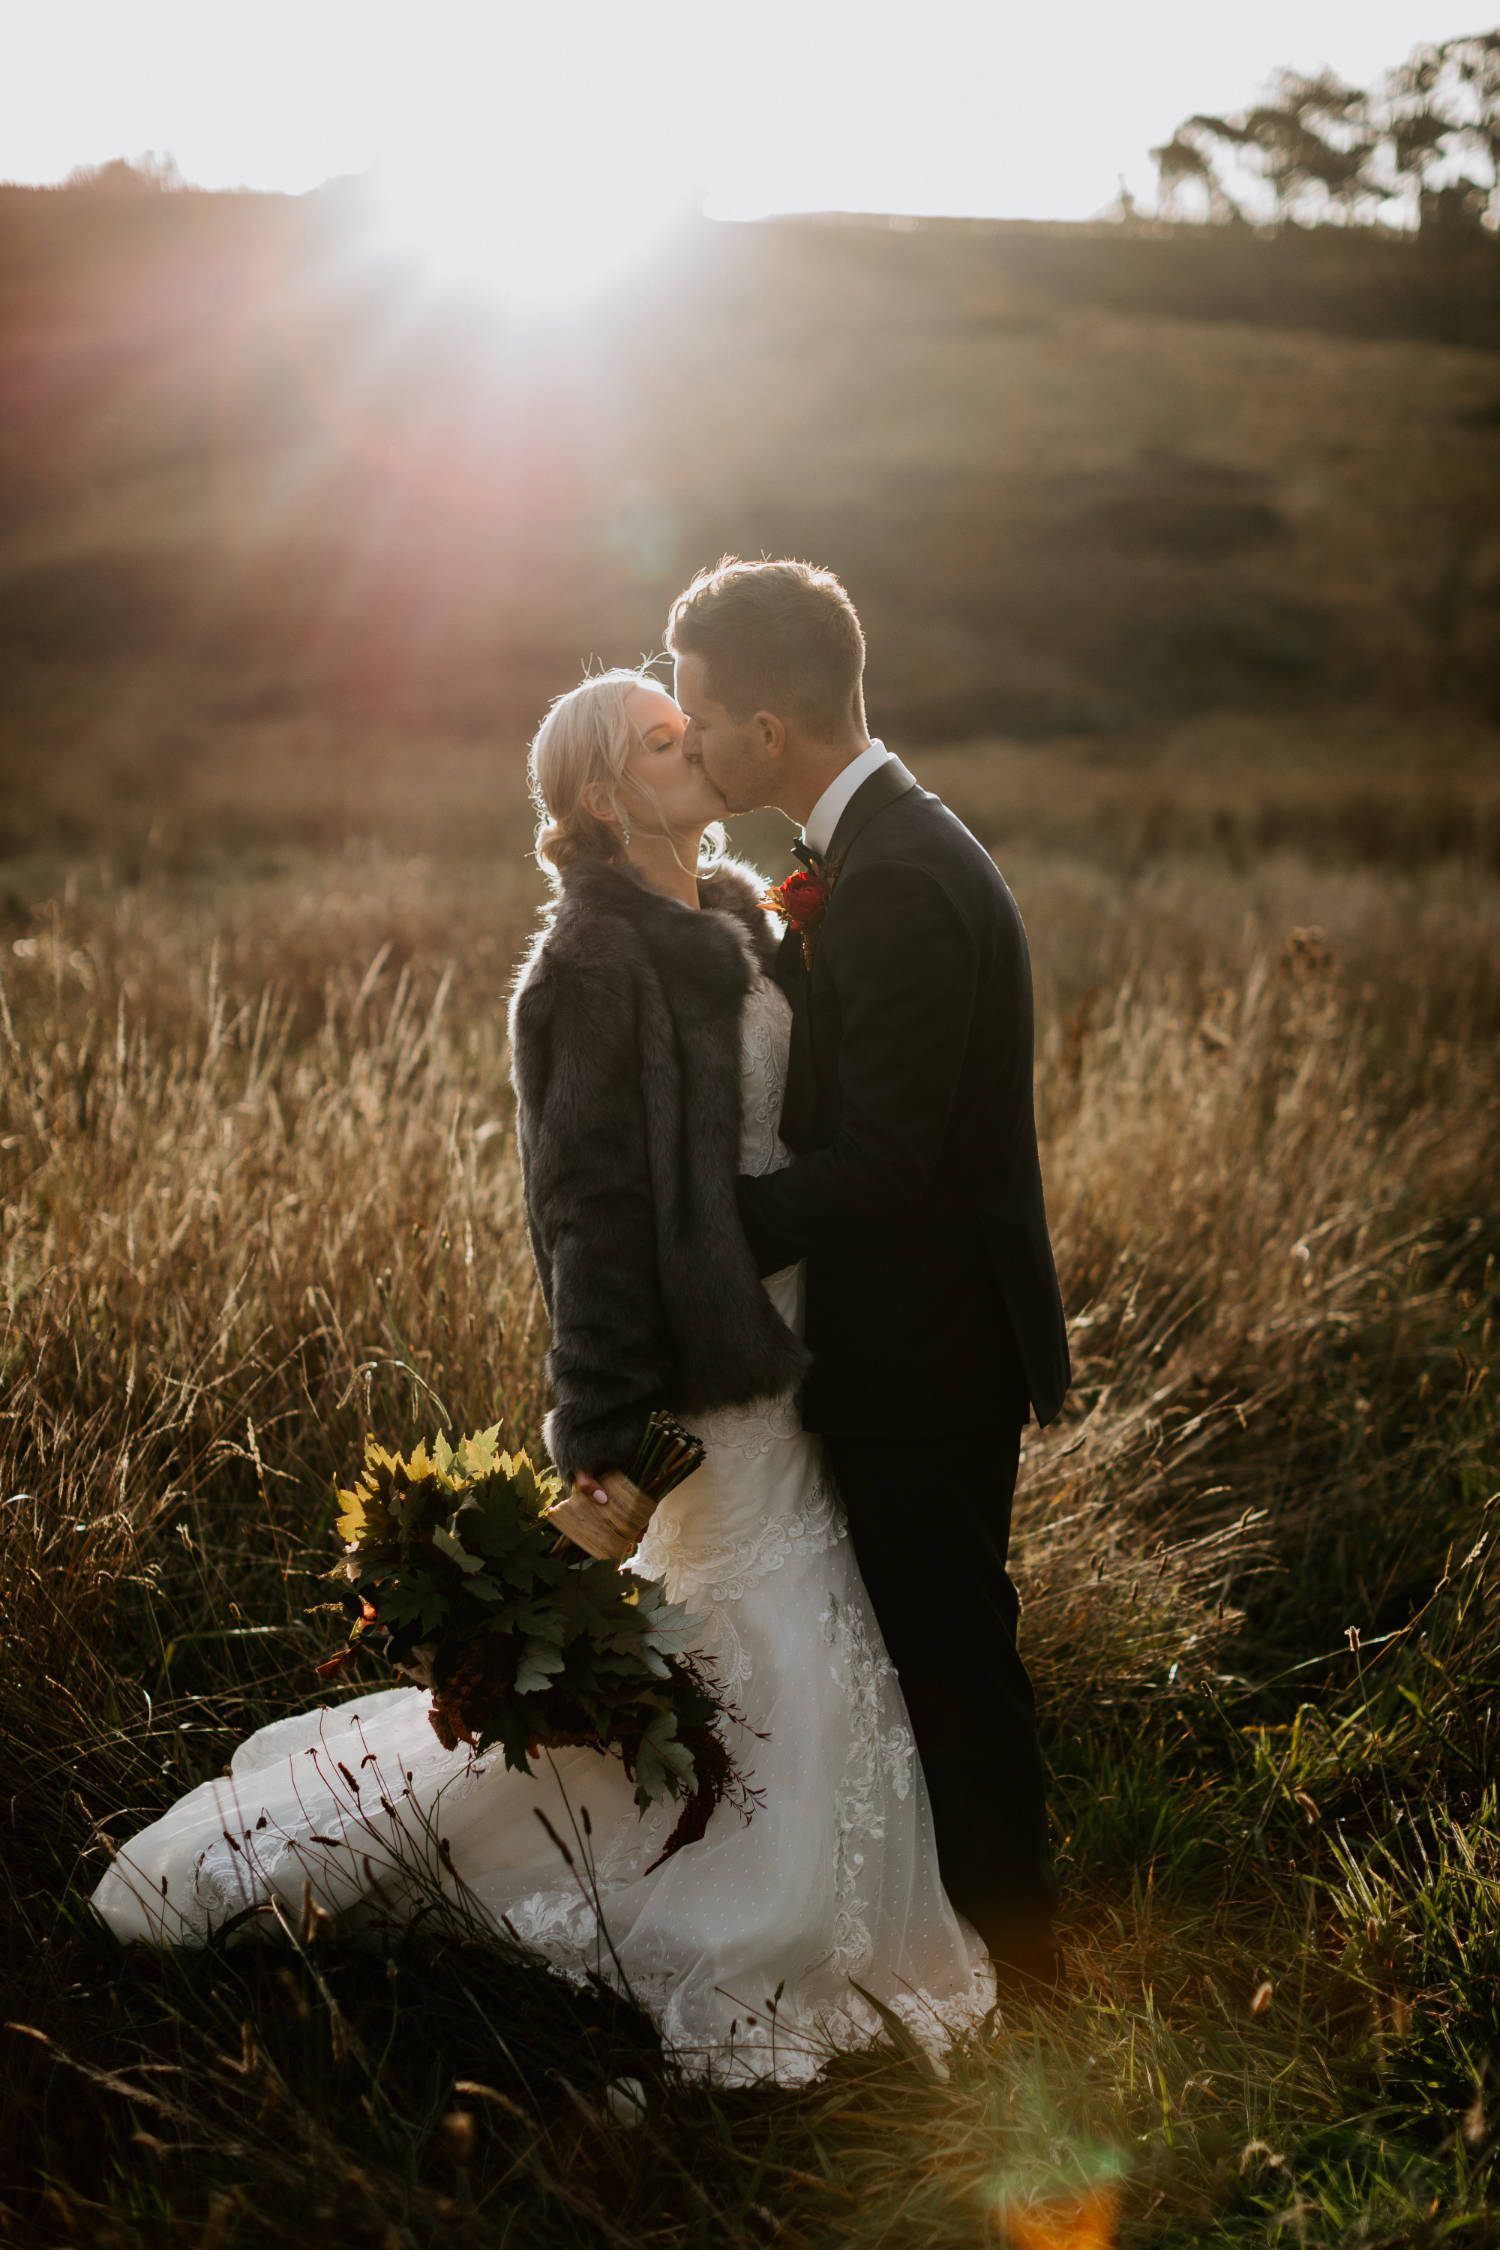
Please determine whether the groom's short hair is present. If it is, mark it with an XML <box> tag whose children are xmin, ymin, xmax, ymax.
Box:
<box><xmin>666</xmin><ymin>557</ymin><xmax>865</xmax><ymax>733</ymax></box>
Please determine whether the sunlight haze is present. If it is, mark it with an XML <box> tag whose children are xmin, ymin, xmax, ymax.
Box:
<box><xmin>3</xmin><ymin>0</ymin><xmax>1471</xmax><ymax>261</ymax></box>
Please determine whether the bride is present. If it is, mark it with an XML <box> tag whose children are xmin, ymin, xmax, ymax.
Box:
<box><xmin>91</xmin><ymin>669</ymin><xmax>994</xmax><ymax>2084</ymax></box>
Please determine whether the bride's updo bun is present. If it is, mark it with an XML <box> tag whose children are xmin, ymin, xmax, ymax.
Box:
<box><xmin>528</xmin><ymin>668</ymin><xmax>657</xmax><ymax>879</ymax></box>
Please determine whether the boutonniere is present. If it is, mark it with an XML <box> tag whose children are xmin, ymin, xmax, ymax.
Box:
<box><xmin>764</xmin><ymin>859</ymin><xmax>838</xmax><ymax>968</ymax></box>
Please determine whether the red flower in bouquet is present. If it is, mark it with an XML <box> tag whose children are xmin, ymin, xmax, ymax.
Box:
<box><xmin>765</xmin><ymin>865</ymin><xmax>836</xmax><ymax>966</ymax></box>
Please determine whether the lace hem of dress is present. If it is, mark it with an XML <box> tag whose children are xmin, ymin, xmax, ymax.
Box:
<box><xmin>645</xmin><ymin>1965</ymin><xmax>998</xmax><ymax>2088</ymax></box>
<box><xmin>493</xmin><ymin>1935</ymin><xmax>994</xmax><ymax>2089</ymax></box>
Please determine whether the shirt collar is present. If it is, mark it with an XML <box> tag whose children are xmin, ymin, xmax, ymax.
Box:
<box><xmin>803</xmin><ymin>740</ymin><xmax>892</xmax><ymax>858</ymax></box>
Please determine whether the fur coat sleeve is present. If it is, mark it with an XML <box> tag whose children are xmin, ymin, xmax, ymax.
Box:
<box><xmin>508</xmin><ymin>939</ymin><xmax>672</xmax><ymax>1483</ymax></box>
<box><xmin>509</xmin><ymin>855</ymin><xmax>809</xmax><ymax>1486</ymax></box>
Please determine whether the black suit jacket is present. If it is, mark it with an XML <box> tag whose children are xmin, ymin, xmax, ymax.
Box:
<box><xmin>737</xmin><ymin>758</ymin><xmax>1071</xmax><ymax>1435</ymax></box>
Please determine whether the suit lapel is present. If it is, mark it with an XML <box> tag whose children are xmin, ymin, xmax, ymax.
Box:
<box><xmin>772</xmin><ymin>760</ymin><xmax>920</xmax><ymax>1153</ymax></box>
<box><xmin>771</xmin><ymin>923</ymin><xmax>815</xmax><ymax>1149</ymax></box>
<box><xmin>773</xmin><ymin>921</ymin><xmax>805</xmax><ymax>1000</ymax></box>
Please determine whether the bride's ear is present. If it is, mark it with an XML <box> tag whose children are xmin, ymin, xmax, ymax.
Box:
<box><xmin>579</xmin><ymin>779</ymin><xmax>621</xmax><ymax>827</ymax></box>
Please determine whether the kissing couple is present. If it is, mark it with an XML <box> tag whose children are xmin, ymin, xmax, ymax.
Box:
<box><xmin>93</xmin><ymin>558</ymin><xmax>1072</xmax><ymax>2087</ymax></box>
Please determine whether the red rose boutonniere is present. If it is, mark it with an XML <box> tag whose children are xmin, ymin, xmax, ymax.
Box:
<box><xmin>764</xmin><ymin>860</ymin><xmax>838</xmax><ymax>968</ymax></box>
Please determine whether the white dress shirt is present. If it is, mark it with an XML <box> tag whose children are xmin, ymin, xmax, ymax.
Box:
<box><xmin>802</xmin><ymin>740</ymin><xmax>893</xmax><ymax>859</ymax></box>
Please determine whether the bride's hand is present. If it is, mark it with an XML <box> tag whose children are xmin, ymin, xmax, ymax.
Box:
<box><xmin>573</xmin><ymin>1470</ymin><xmax>612</xmax><ymax>1505</ymax></box>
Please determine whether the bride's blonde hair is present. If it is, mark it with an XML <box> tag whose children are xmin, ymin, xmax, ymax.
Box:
<box><xmin>528</xmin><ymin>667</ymin><xmax>722</xmax><ymax>881</ymax></box>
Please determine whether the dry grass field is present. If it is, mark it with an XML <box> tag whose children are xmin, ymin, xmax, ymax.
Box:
<box><xmin>2</xmin><ymin>186</ymin><xmax>1500</xmax><ymax>2247</ymax></box>
<box><xmin>2</xmin><ymin>754</ymin><xmax>1497</xmax><ymax>2245</ymax></box>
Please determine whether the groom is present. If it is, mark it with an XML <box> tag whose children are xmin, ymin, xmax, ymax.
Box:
<box><xmin>667</xmin><ymin>557</ymin><xmax>1071</xmax><ymax>1986</ymax></box>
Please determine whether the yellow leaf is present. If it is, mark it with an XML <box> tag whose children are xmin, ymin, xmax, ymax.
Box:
<box><xmin>334</xmin><ymin>1488</ymin><xmax>367</xmax><ymax>1544</ymax></box>
<box><xmin>459</xmin><ymin>1426</ymin><xmax>501</xmax><ymax>1478</ymax></box>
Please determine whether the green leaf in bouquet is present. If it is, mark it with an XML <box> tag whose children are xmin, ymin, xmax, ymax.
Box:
<box><xmin>460</xmin><ymin>1574</ymin><xmax>505</xmax><ymax>1605</ymax></box>
<box><xmin>388</xmin><ymin>1487</ymin><xmax>424</xmax><ymax>1539</ymax></box>
<box><xmin>479</xmin><ymin>1698</ymin><xmax>538</xmax><ymax>1772</ymax></box>
<box><xmin>431</xmin><ymin>1522</ymin><xmax>483</xmax><ymax>1574</ymax></box>
<box><xmin>459</xmin><ymin>1498</ymin><xmax>537</xmax><ymax>1568</ymax></box>
<box><xmin>377</xmin><ymin>1587</ymin><xmax>430</xmax><ymax>1633</ymax></box>
<box><xmin>507</xmin><ymin>1603</ymin><xmax>566</xmax><ymax>1644</ymax></box>
<box><xmin>631</xmin><ymin>1579</ymin><xmax>706</xmax><ymax>1660</ymax></box>
<box><xmin>513</xmin><ymin>1641</ymin><xmax>568</xmax><ymax>1695</ymax></box>
<box><xmin>631</xmin><ymin>1741</ymin><xmax>666</xmax><ymax>1807</ymax></box>
<box><xmin>633</xmin><ymin>1710</ymin><xmax>696</xmax><ymax>1808</ymax></box>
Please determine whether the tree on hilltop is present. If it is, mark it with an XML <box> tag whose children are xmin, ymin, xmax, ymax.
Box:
<box><xmin>1152</xmin><ymin>29</ymin><xmax>1500</xmax><ymax>237</ymax></box>
<box><xmin>62</xmin><ymin>152</ymin><xmax>188</xmax><ymax>195</ymax></box>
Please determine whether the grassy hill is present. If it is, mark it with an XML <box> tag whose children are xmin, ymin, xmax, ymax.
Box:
<box><xmin>2</xmin><ymin>179</ymin><xmax>1498</xmax><ymax>865</ymax></box>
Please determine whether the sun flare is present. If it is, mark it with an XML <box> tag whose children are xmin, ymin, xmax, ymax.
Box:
<box><xmin>374</xmin><ymin>142</ymin><xmax>691</xmax><ymax>306</ymax></box>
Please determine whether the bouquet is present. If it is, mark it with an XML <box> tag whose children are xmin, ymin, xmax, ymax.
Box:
<box><xmin>316</xmin><ymin>1420</ymin><xmax>754</xmax><ymax>1862</ymax></box>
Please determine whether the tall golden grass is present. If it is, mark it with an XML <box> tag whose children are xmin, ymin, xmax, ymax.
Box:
<box><xmin>3</xmin><ymin>840</ymin><xmax>1492</xmax><ymax>1812</ymax></box>
<box><xmin>1</xmin><ymin>823</ymin><xmax>1496</xmax><ymax>2245</ymax></box>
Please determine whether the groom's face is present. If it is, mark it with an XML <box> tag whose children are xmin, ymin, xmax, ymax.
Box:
<box><xmin>675</xmin><ymin>652</ymin><xmax>778</xmax><ymax>815</ymax></box>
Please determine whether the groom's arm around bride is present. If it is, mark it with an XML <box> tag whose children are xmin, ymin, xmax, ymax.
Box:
<box><xmin>668</xmin><ymin>558</ymin><xmax>1071</xmax><ymax>1983</ymax></box>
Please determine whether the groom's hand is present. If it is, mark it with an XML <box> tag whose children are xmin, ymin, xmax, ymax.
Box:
<box><xmin>737</xmin><ymin>1172</ymin><xmax>803</xmax><ymax>1276</ymax></box>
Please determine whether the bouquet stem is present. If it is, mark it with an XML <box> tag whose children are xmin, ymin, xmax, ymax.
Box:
<box><xmin>543</xmin><ymin>1411</ymin><xmax>705</xmax><ymax>1562</ymax></box>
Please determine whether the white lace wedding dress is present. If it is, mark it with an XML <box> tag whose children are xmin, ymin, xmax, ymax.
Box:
<box><xmin>91</xmin><ymin>970</ymin><xmax>994</xmax><ymax>2084</ymax></box>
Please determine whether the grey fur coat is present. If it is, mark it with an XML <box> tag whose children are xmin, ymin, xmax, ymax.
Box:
<box><xmin>507</xmin><ymin>855</ymin><xmax>810</xmax><ymax>1483</ymax></box>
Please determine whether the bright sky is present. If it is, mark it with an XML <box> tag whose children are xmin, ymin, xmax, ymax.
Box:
<box><xmin>0</xmin><ymin>0</ymin><xmax>1474</xmax><ymax>291</ymax></box>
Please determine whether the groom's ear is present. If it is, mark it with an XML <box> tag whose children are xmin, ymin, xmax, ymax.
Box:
<box><xmin>754</xmin><ymin>710</ymin><xmax>787</xmax><ymax>760</ymax></box>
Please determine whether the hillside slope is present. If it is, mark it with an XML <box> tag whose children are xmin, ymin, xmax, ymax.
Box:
<box><xmin>1</xmin><ymin>183</ymin><xmax>1497</xmax><ymax>852</ymax></box>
